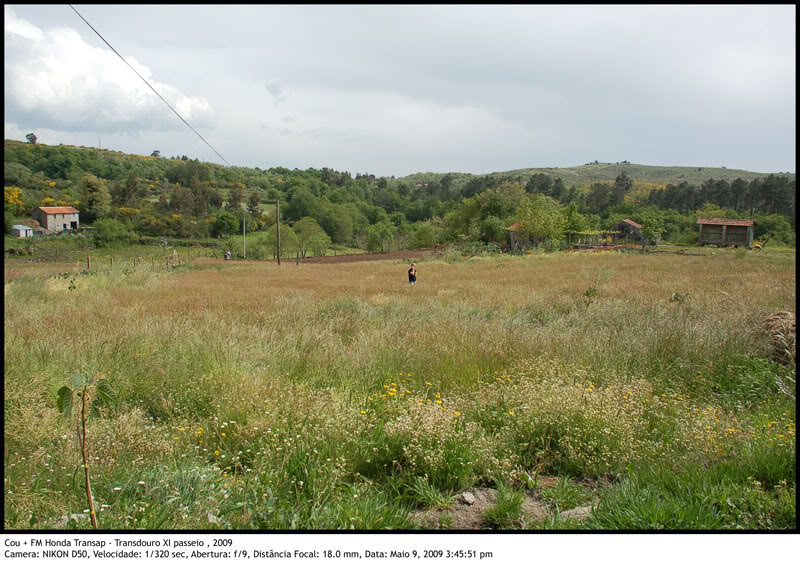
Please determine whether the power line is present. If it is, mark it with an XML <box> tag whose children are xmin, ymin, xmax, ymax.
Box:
<box><xmin>68</xmin><ymin>4</ymin><xmax>232</xmax><ymax>167</ymax></box>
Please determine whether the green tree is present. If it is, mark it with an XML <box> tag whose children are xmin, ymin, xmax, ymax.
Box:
<box><xmin>318</xmin><ymin>203</ymin><xmax>353</xmax><ymax>245</ymax></box>
<box><xmin>214</xmin><ymin>211</ymin><xmax>239</xmax><ymax>237</ymax></box>
<box><xmin>283</xmin><ymin>187</ymin><xmax>318</xmax><ymax>223</ymax></box>
<box><xmin>408</xmin><ymin>222</ymin><xmax>436</xmax><ymax>249</ymax></box>
<box><xmin>479</xmin><ymin>215</ymin><xmax>507</xmax><ymax>245</ymax></box>
<box><xmin>376</xmin><ymin>219</ymin><xmax>397</xmax><ymax>252</ymax></box>
<box><xmin>264</xmin><ymin>225</ymin><xmax>299</xmax><ymax>259</ymax></box>
<box><xmin>247</xmin><ymin>192</ymin><xmax>262</xmax><ymax>220</ymax></box>
<box><xmin>78</xmin><ymin>175</ymin><xmax>112</xmax><ymax>222</ymax></box>
<box><xmin>366</xmin><ymin>224</ymin><xmax>382</xmax><ymax>252</ymax></box>
<box><xmin>516</xmin><ymin>194</ymin><xmax>566</xmax><ymax>248</ymax></box>
<box><xmin>564</xmin><ymin>201</ymin><xmax>587</xmax><ymax>232</ymax></box>
<box><xmin>638</xmin><ymin>211</ymin><xmax>665</xmax><ymax>249</ymax></box>
<box><xmin>25</xmin><ymin>133</ymin><xmax>37</xmax><ymax>144</ymax></box>
<box><xmin>227</xmin><ymin>183</ymin><xmax>245</xmax><ymax>211</ymax></box>
<box><xmin>294</xmin><ymin>216</ymin><xmax>330</xmax><ymax>257</ymax></box>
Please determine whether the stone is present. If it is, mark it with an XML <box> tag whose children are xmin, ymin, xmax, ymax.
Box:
<box><xmin>459</xmin><ymin>492</ymin><xmax>476</xmax><ymax>505</ymax></box>
<box><xmin>558</xmin><ymin>505</ymin><xmax>594</xmax><ymax>521</ymax></box>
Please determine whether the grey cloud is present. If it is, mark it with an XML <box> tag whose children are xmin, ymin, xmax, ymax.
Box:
<box><xmin>265</xmin><ymin>79</ymin><xmax>288</xmax><ymax>103</ymax></box>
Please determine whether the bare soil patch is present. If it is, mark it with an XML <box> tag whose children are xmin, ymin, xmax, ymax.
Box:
<box><xmin>408</xmin><ymin>484</ymin><xmax>599</xmax><ymax>530</ymax></box>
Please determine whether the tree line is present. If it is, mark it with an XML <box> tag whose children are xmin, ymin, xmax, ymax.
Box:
<box><xmin>4</xmin><ymin>139</ymin><xmax>796</xmax><ymax>250</ymax></box>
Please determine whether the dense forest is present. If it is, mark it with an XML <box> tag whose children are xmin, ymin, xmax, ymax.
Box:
<box><xmin>4</xmin><ymin>139</ymin><xmax>796</xmax><ymax>252</ymax></box>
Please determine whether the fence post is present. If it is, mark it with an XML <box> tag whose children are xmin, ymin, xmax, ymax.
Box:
<box><xmin>110</xmin><ymin>256</ymin><xmax>114</xmax><ymax>270</ymax></box>
<box><xmin>296</xmin><ymin>251</ymin><xmax>300</xmax><ymax>266</ymax></box>
<box><xmin>87</xmin><ymin>256</ymin><xmax>91</xmax><ymax>270</ymax></box>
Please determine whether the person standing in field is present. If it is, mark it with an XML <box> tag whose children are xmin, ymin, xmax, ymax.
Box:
<box><xmin>408</xmin><ymin>263</ymin><xmax>417</xmax><ymax>285</ymax></box>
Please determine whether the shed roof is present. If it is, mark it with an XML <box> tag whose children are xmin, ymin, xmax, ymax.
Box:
<box><xmin>697</xmin><ymin>218</ymin><xmax>755</xmax><ymax>226</ymax></box>
<box><xmin>36</xmin><ymin>206</ymin><xmax>79</xmax><ymax>214</ymax></box>
<box><xmin>12</xmin><ymin>224</ymin><xmax>33</xmax><ymax>230</ymax></box>
<box><xmin>506</xmin><ymin>223</ymin><xmax>521</xmax><ymax>231</ymax></box>
<box><xmin>621</xmin><ymin>218</ymin><xmax>642</xmax><ymax>229</ymax></box>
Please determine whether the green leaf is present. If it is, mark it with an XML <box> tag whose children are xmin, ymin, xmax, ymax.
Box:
<box><xmin>91</xmin><ymin>379</ymin><xmax>117</xmax><ymax>418</ymax></box>
<box><xmin>95</xmin><ymin>379</ymin><xmax>117</xmax><ymax>404</ymax></box>
<box><xmin>57</xmin><ymin>386</ymin><xmax>73</xmax><ymax>417</ymax></box>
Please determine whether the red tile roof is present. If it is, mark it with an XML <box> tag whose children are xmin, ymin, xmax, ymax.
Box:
<box><xmin>697</xmin><ymin>218</ymin><xmax>755</xmax><ymax>226</ymax></box>
<box><xmin>506</xmin><ymin>223</ymin><xmax>521</xmax><ymax>231</ymax></box>
<box><xmin>37</xmin><ymin>206</ymin><xmax>79</xmax><ymax>214</ymax></box>
<box><xmin>622</xmin><ymin>218</ymin><xmax>642</xmax><ymax>228</ymax></box>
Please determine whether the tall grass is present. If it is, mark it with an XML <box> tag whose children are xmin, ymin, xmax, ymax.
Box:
<box><xmin>4</xmin><ymin>249</ymin><xmax>795</xmax><ymax>529</ymax></box>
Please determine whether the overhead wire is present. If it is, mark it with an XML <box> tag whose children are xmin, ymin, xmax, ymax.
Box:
<box><xmin>68</xmin><ymin>4</ymin><xmax>232</xmax><ymax>167</ymax></box>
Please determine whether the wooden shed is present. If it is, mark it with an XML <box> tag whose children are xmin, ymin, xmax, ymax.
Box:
<box><xmin>697</xmin><ymin>218</ymin><xmax>755</xmax><ymax>248</ymax></box>
<box><xmin>32</xmin><ymin>206</ymin><xmax>80</xmax><ymax>233</ymax></box>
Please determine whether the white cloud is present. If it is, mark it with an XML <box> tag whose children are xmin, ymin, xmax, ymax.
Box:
<box><xmin>3</xmin><ymin>6</ymin><xmax>215</xmax><ymax>134</ymax></box>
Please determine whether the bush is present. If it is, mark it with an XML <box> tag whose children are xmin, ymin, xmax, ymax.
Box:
<box><xmin>214</xmin><ymin>212</ymin><xmax>239</xmax><ymax>237</ymax></box>
<box><xmin>92</xmin><ymin>218</ymin><xmax>137</xmax><ymax>248</ymax></box>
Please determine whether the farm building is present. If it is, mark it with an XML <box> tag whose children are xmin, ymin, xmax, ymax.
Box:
<box><xmin>696</xmin><ymin>218</ymin><xmax>755</xmax><ymax>248</ymax></box>
<box><xmin>32</xmin><ymin>206</ymin><xmax>80</xmax><ymax>233</ymax></box>
<box><xmin>11</xmin><ymin>224</ymin><xmax>33</xmax><ymax>238</ymax></box>
<box><xmin>614</xmin><ymin>219</ymin><xmax>647</xmax><ymax>244</ymax></box>
<box><xmin>506</xmin><ymin>223</ymin><xmax>524</xmax><ymax>250</ymax></box>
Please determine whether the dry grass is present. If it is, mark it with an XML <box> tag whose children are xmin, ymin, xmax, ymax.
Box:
<box><xmin>4</xmin><ymin>249</ymin><xmax>796</xmax><ymax>529</ymax></box>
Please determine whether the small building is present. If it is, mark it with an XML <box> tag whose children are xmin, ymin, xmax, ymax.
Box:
<box><xmin>32</xmin><ymin>206</ymin><xmax>80</xmax><ymax>233</ymax></box>
<box><xmin>11</xmin><ymin>224</ymin><xmax>34</xmax><ymax>238</ymax></box>
<box><xmin>614</xmin><ymin>219</ymin><xmax>647</xmax><ymax>244</ymax></box>
<box><xmin>697</xmin><ymin>218</ymin><xmax>755</xmax><ymax>248</ymax></box>
<box><xmin>506</xmin><ymin>223</ymin><xmax>525</xmax><ymax>250</ymax></box>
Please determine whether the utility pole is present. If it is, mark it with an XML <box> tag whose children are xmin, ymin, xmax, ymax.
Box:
<box><xmin>266</xmin><ymin>200</ymin><xmax>281</xmax><ymax>265</ymax></box>
<box><xmin>276</xmin><ymin>200</ymin><xmax>281</xmax><ymax>265</ymax></box>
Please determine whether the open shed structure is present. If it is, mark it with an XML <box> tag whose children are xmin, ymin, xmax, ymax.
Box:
<box><xmin>697</xmin><ymin>218</ymin><xmax>755</xmax><ymax>248</ymax></box>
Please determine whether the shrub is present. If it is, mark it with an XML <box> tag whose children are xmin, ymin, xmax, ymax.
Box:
<box><xmin>214</xmin><ymin>212</ymin><xmax>239</xmax><ymax>237</ymax></box>
<box><xmin>92</xmin><ymin>218</ymin><xmax>137</xmax><ymax>248</ymax></box>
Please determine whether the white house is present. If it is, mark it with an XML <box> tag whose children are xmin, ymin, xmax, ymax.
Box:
<box><xmin>11</xmin><ymin>224</ymin><xmax>34</xmax><ymax>238</ymax></box>
<box><xmin>32</xmin><ymin>206</ymin><xmax>80</xmax><ymax>233</ymax></box>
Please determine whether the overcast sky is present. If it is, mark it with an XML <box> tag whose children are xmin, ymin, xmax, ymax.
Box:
<box><xmin>4</xmin><ymin>5</ymin><xmax>796</xmax><ymax>177</ymax></box>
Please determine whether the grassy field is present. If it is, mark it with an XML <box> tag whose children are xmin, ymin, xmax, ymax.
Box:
<box><xmin>3</xmin><ymin>248</ymin><xmax>796</xmax><ymax>529</ymax></box>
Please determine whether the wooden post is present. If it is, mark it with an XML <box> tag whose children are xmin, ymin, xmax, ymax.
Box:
<box><xmin>110</xmin><ymin>256</ymin><xmax>114</xmax><ymax>270</ymax></box>
<box><xmin>296</xmin><ymin>251</ymin><xmax>299</xmax><ymax>266</ymax></box>
<box><xmin>87</xmin><ymin>256</ymin><xmax>91</xmax><ymax>270</ymax></box>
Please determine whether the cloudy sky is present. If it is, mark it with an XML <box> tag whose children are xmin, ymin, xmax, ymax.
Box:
<box><xmin>4</xmin><ymin>5</ymin><xmax>796</xmax><ymax>177</ymax></box>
